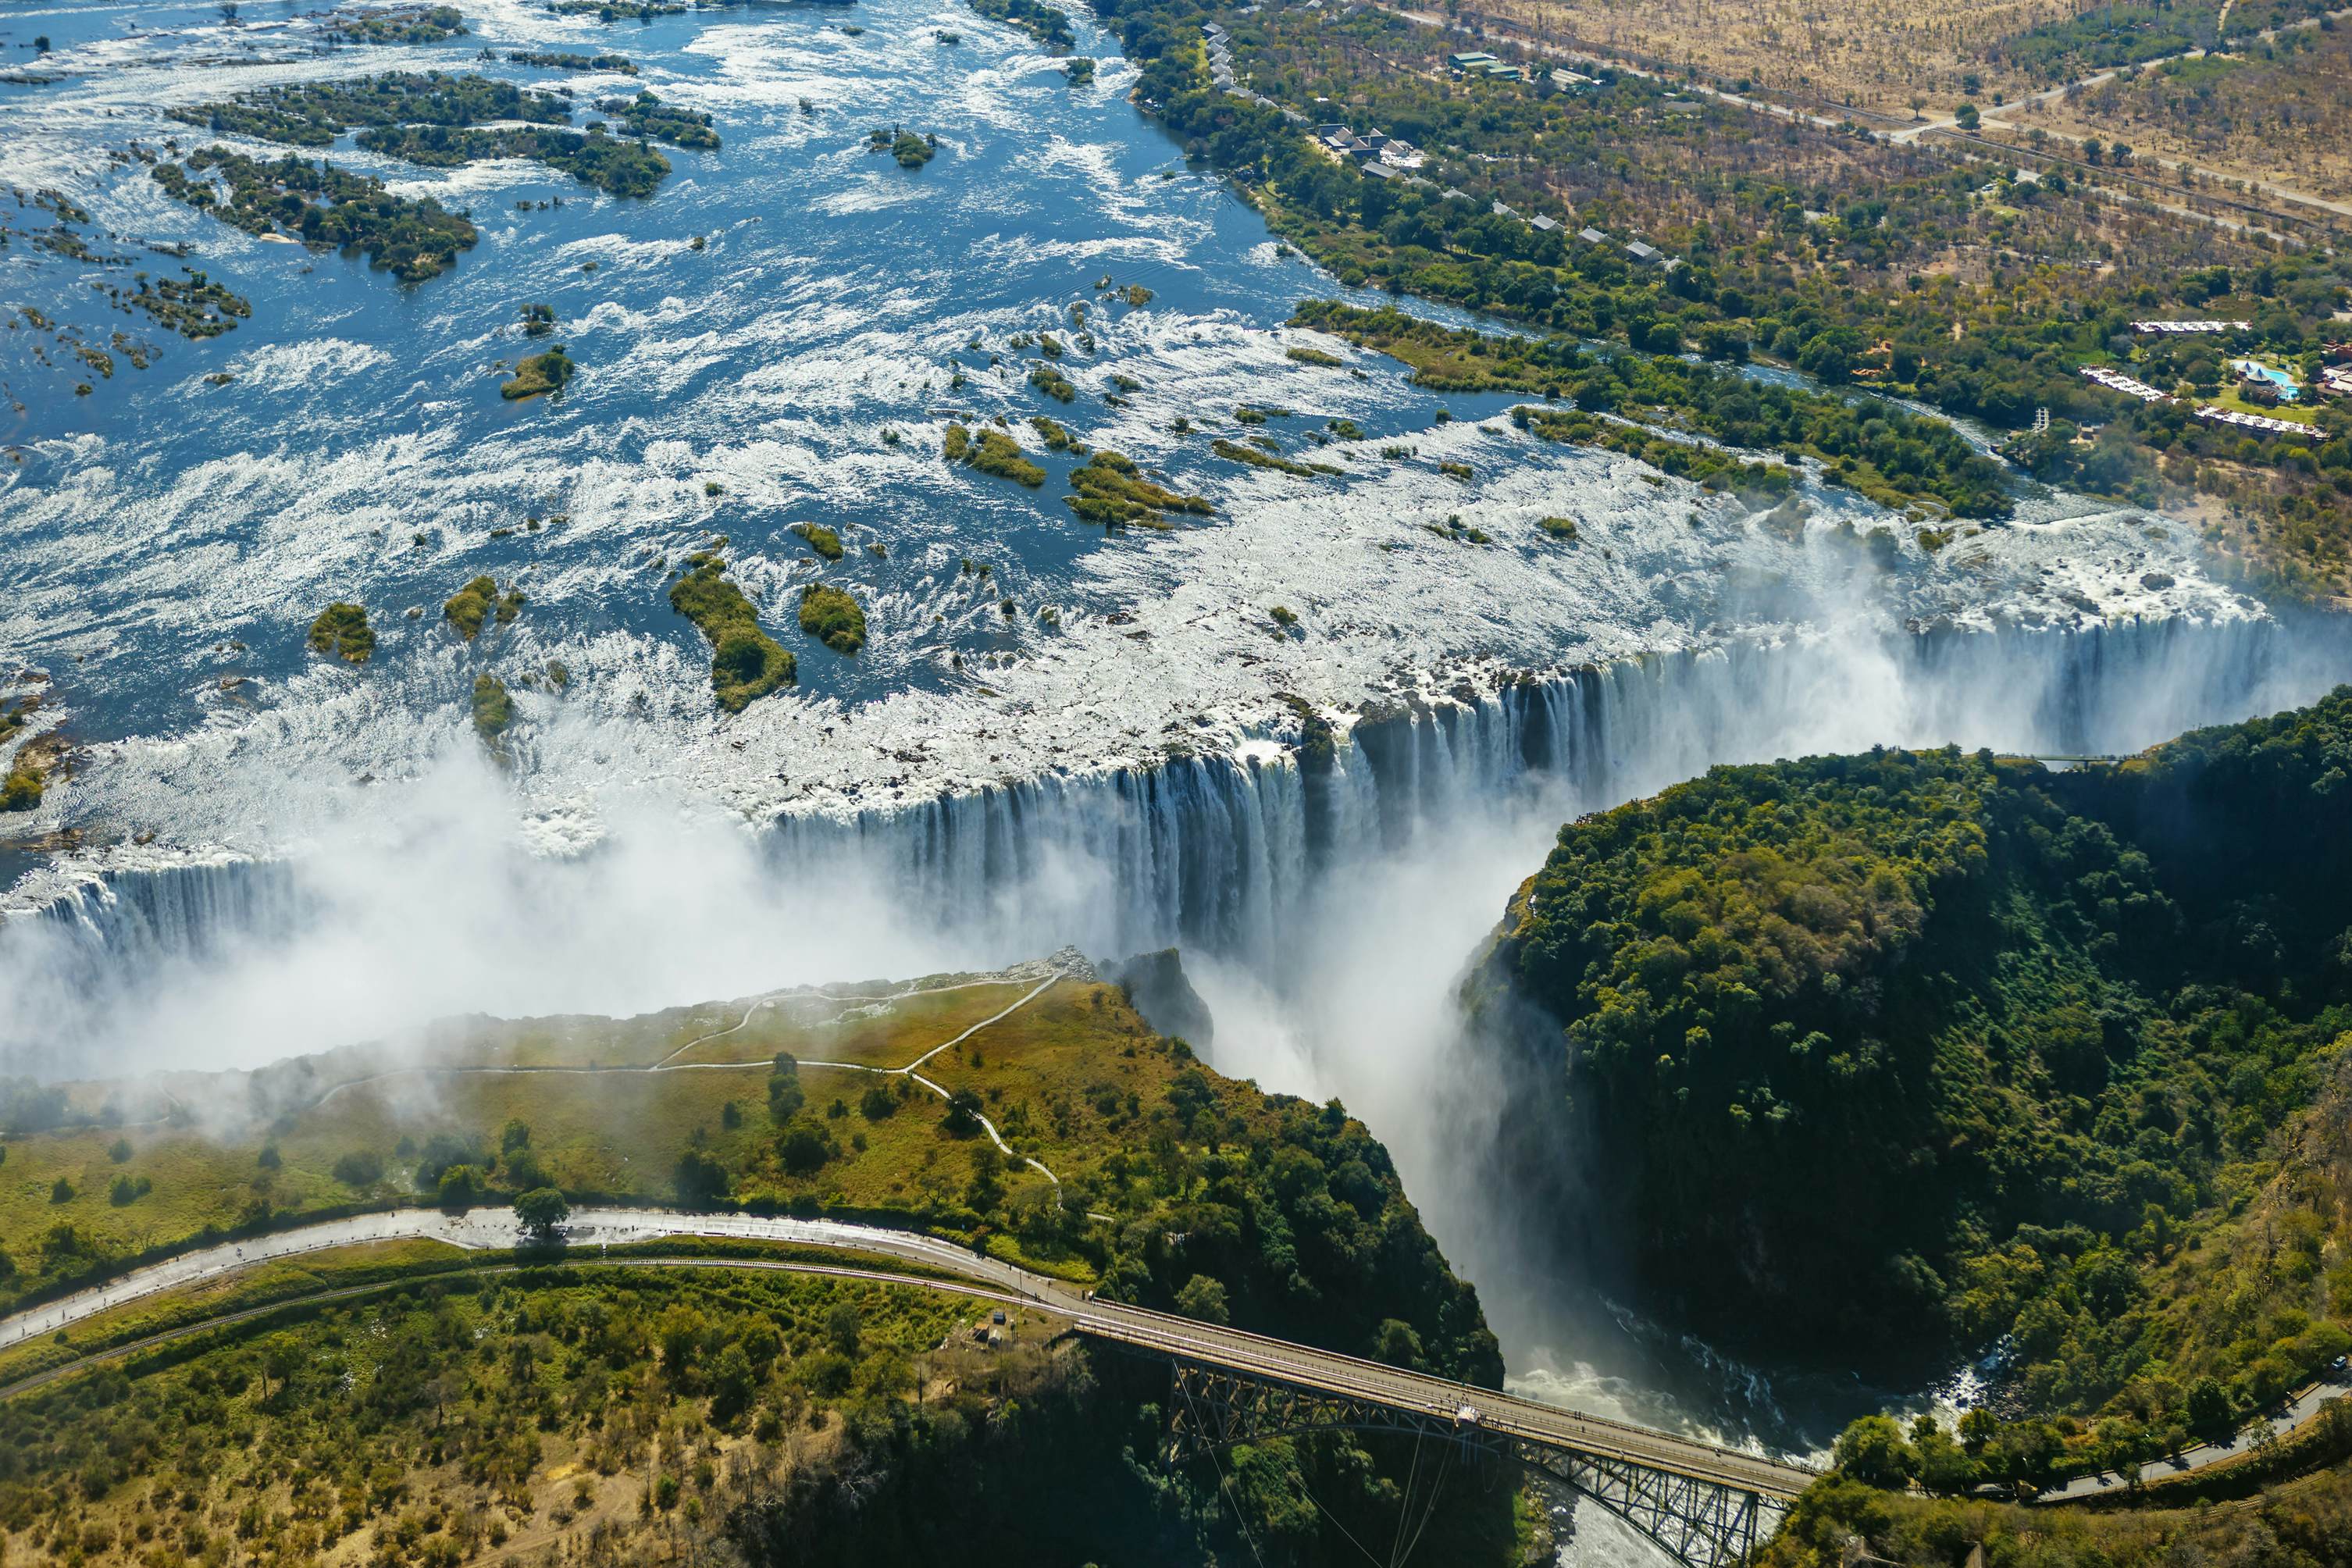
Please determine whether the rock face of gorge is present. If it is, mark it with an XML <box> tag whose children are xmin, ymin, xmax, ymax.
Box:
<box><xmin>1466</xmin><ymin>687</ymin><xmax>2352</xmax><ymax>1383</ymax></box>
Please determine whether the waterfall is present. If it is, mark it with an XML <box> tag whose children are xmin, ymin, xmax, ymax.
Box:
<box><xmin>5</xmin><ymin>614</ymin><xmax>2344</xmax><ymax>1068</ymax></box>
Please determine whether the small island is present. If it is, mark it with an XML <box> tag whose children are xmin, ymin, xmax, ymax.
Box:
<box><xmin>166</xmin><ymin>73</ymin><xmax>695</xmax><ymax>202</ymax></box>
<box><xmin>469</xmin><ymin>672</ymin><xmax>513</xmax><ymax>742</ymax></box>
<box><xmin>443</xmin><ymin>576</ymin><xmax>525</xmax><ymax>640</ymax></box>
<box><xmin>668</xmin><ymin>553</ymin><xmax>795</xmax><ymax>711</ymax></box>
<box><xmin>797</xmin><ymin>583</ymin><xmax>868</xmax><ymax>654</ymax></box>
<box><xmin>943</xmin><ymin>422</ymin><xmax>1046</xmax><ymax>486</ymax></box>
<box><xmin>151</xmin><ymin>151</ymin><xmax>479</xmax><ymax>282</ymax></box>
<box><xmin>305</xmin><ymin>601</ymin><xmax>376</xmax><ymax>663</ymax></box>
<box><xmin>594</xmin><ymin>90</ymin><xmax>720</xmax><ymax>150</ymax></box>
<box><xmin>501</xmin><ymin>344</ymin><xmax>576</xmax><ymax>400</ymax></box>
<box><xmin>318</xmin><ymin>4</ymin><xmax>468</xmax><ymax>44</ymax></box>
<box><xmin>1067</xmin><ymin>448</ymin><xmax>1213</xmax><ymax>527</ymax></box>
<box><xmin>969</xmin><ymin>0</ymin><xmax>1075</xmax><ymax>51</ymax></box>
<box><xmin>790</xmin><ymin>522</ymin><xmax>844</xmax><ymax>561</ymax></box>
<box><xmin>868</xmin><ymin>126</ymin><xmax>938</xmax><ymax>168</ymax></box>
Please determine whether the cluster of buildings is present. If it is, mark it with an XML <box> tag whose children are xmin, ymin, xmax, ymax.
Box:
<box><xmin>2079</xmin><ymin>365</ymin><xmax>2167</xmax><ymax>403</ymax></box>
<box><xmin>1201</xmin><ymin>21</ymin><xmax>1292</xmax><ymax>116</ymax></box>
<box><xmin>1574</xmin><ymin>221</ymin><xmax>1682</xmax><ymax>273</ymax></box>
<box><xmin>2130</xmin><ymin>319</ymin><xmax>2252</xmax><ymax>334</ymax></box>
<box><xmin>2197</xmin><ymin>406</ymin><xmax>2309</xmax><ymax>438</ymax></box>
<box><xmin>2322</xmin><ymin>343</ymin><xmax>2352</xmax><ymax>402</ymax></box>
<box><xmin>1445</xmin><ymin>51</ymin><xmax>1601</xmax><ymax>95</ymax></box>
<box><xmin>1313</xmin><ymin>123</ymin><xmax>1424</xmax><ymax>169</ymax></box>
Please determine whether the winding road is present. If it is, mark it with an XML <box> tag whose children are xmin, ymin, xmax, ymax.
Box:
<box><xmin>0</xmin><ymin>1204</ymin><xmax>1814</xmax><ymax>1503</ymax></box>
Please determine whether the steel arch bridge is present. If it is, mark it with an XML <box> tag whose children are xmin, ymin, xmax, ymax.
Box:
<box><xmin>1160</xmin><ymin>1361</ymin><xmax>1793</xmax><ymax>1568</ymax></box>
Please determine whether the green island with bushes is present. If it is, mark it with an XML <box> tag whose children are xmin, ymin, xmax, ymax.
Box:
<box><xmin>667</xmin><ymin>553</ymin><xmax>794</xmax><ymax>712</ymax></box>
<box><xmin>305</xmin><ymin>603</ymin><xmax>375</xmax><ymax>664</ymax></box>
<box><xmin>318</xmin><ymin>3</ymin><xmax>468</xmax><ymax>44</ymax></box>
<box><xmin>1295</xmin><ymin>301</ymin><xmax>2007</xmax><ymax>518</ymax></box>
<box><xmin>789</xmin><ymin>522</ymin><xmax>843</xmax><ymax>561</ymax></box>
<box><xmin>508</xmin><ymin>48</ymin><xmax>638</xmax><ymax>73</ymax></box>
<box><xmin>969</xmin><ymin>0</ymin><xmax>1075</xmax><ymax>52</ymax></box>
<box><xmin>500</xmin><ymin>345</ymin><xmax>575</xmax><ymax>400</ymax></box>
<box><xmin>469</xmin><ymin>672</ymin><xmax>513</xmax><ymax>743</ymax></box>
<box><xmin>868</xmin><ymin>127</ymin><xmax>937</xmax><ymax>168</ymax></box>
<box><xmin>944</xmin><ymin>422</ymin><xmax>1047</xmax><ymax>486</ymax></box>
<box><xmin>151</xmin><ymin>151</ymin><xmax>479</xmax><ymax>282</ymax></box>
<box><xmin>1211</xmin><ymin>437</ymin><xmax>1339</xmax><ymax>479</ymax></box>
<box><xmin>1468</xmin><ymin>686</ymin><xmax>2352</xmax><ymax>1503</ymax></box>
<box><xmin>593</xmin><ymin>90</ymin><xmax>720</xmax><ymax>150</ymax></box>
<box><xmin>796</xmin><ymin>583</ymin><xmax>867</xmax><ymax>655</ymax></box>
<box><xmin>1067</xmin><ymin>448</ymin><xmax>1214</xmax><ymax>527</ymax></box>
<box><xmin>441</xmin><ymin>576</ymin><xmax>524</xmax><ymax>641</ymax></box>
<box><xmin>0</xmin><ymin>960</ymin><xmax>1536</xmax><ymax>1566</ymax></box>
<box><xmin>166</xmin><ymin>73</ymin><xmax>686</xmax><ymax>198</ymax></box>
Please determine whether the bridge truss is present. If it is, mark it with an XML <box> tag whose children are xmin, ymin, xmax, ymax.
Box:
<box><xmin>1162</xmin><ymin>1363</ymin><xmax>1785</xmax><ymax>1568</ymax></box>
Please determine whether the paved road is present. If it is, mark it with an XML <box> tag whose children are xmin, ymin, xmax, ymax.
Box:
<box><xmin>0</xmin><ymin>1205</ymin><xmax>1814</xmax><ymax>1500</ymax></box>
<box><xmin>2036</xmin><ymin>1366</ymin><xmax>2352</xmax><ymax>1502</ymax></box>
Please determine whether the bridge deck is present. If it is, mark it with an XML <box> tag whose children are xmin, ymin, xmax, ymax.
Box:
<box><xmin>1064</xmin><ymin>1298</ymin><xmax>1819</xmax><ymax>1499</ymax></box>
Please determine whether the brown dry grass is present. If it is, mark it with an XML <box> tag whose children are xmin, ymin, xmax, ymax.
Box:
<box><xmin>1998</xmin><ymin>34</ymin><xmax>2352</xmax><ymax>203</ymax></box>
<box><xmin>1470</xmin><ymin>0</ymin><xmax>2078</xmax><ymax>112</ymax></box>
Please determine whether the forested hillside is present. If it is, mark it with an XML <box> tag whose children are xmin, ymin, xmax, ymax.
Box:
<box><xmin>1472</xmin><ymin>689</ymin><xmax>2352</xmax><ymax>1464</ymax></box>
<box><xmin>0</xmin><ymin>964</ymin><xmax>1525</xmax><ymax>1566</ymax></box>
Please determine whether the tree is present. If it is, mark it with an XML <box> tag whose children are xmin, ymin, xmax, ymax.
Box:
<box><xmin>1833</xmin><ymin>1415</ymin><xmax>1915</xmax><ymax>1488</ymax></box>
<box><xmin>777</xmin><ymin>1120</ymin><xmax>833</xmax><ymax>1176</ymax></box>
<box><xmin>767</xmin><ymin>1053</ymin><xmax>804</xmax><ymax>1124</ymax></box>
<box><xmin>708</xmin><ymin>1342</ymin><xmax>757</xmax><ymax>1422</ymax></box>
<box><xmin>1954</xmin><ymin>102</ymin><xmax>1980</xmax><ymax>130</ymax></box>
<box><xmin>437</xmin><ymin>1164</ymin><xmax>484</xmax><ymax>1212</ymax></box>
<box><xmin>675</xmin><ymin>1148</ymin><xmax>730</xmax><ymax>1205</ymax></box>
<box><xmin>825</xmin><ymin>1301</ymin><xmax>862</xmax><ymax>1357</ymax></box>
<box><xmin>1374</xmin><ymin>1318</ymin><xmax>1427</xmax><ymax>1370</ymax></box>
<box><xmin>1911</xmin><ymin>1417</ymin><xmax>1978</xmax><ymax>1495</ymax></box>
<box><xmin>944</xmin><ymin>1089</ymin><xmax>985</xmax><ymax>1137</ymax></box>
<box><xmin>500</xmin><ymin>1118</ymin><xmax>533</xmax><ymax>1156</ymax></box>
<box><xmin>514</xmin><ymin>1187</ymin><xmax>570</xmax><ymax>1242</ymax></box>
<box><xmin>2186</xmin><ymin>1377</ymin><xmax>2235</xmax><ymax>1439</ymax></box>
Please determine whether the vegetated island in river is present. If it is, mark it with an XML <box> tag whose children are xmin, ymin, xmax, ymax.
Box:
<box><xmin>163</xmin><ymin>72</ymin><xmax>711</xmax><ymax>202</ymax></box>
<box><xmin>151</xmin><ymin>151</ymin><xmax>479</xmax><ymax>281</ymax></box>
<box><xmin>0</xmin><ymin>953</ymin><xmax>1531</xmax><ymax>1565</ymax></box>
<box><xmin>1293</xmin><ymin>301</ymin><xmax>2011</xmax><ymax>522</ymax></box>
<box><xmin>668</xmin><ymin>551</ymin><xmax>795</xmax><ymax>711</ymax></box>
<box><xmin>501</xmin><ymin>344</ymin><xmax>576</xmax><ymax>400</ymax></box>
<box><xmin>969</xmin><ymin>0</ymin><xmax>1076</xmax><ymax>51</ymax></box>
<box><xmin>305</xmin><ymin>602</ymin><xmax>375</xmax><ymax>663</ymax></box>
<box><xmin>317</xmin><ymin>2</ymin><xmax>469</xmax><ymax>44</ymax></box>
<box><xmin>1465</xmin><ymin>685</ymin><xmax>2352</xmax><ymax>1506</ymax></box>
<box><xmin>442</xmin><ymin>575</ymin><xmax>525</xmax><ymax>640</ymax></box>
<box><xmin>796</xmin><ymin>582</ymin><xmax>867</xmax><ymax>654</ymax></box>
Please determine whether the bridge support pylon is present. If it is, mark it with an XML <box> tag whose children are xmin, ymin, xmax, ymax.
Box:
<box><xmin>1159</xmin><ymin>1362</ymin><xmax>1786</xmax><ymax>1568</ymax></box>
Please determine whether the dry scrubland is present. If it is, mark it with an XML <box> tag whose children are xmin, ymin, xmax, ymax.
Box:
<box><xmin>1481</xmin><ymin>0</ymin><xmax>2079</xmax><ymax>111</ymax></box>
<box><xmin>2002</xmin><ymin>30</ymin><xmax>2352</xmax><ymax>202</ymax></box>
